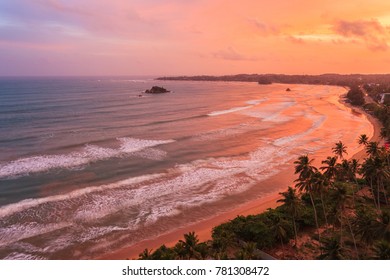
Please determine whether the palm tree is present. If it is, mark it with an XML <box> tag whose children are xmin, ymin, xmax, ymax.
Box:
<box><xmin>154</xmin><ymin>245</ymin><xmax>176</xmax><ymax>260</ymax></box>
<box><xmin>338</xmin><ymin>159</ymin><xmax>359</xmax><ymax>205</ymax></box>
<box><xmin>178</xmin><ymin>231</ymin><xmax>200</xmax><ymax>259</ymax></box>
<box><xmin>174</xmin><ymin>242</ymin><xmax>187</xmax><ymax>260</ymax></box>
<box><xmin>361</xmin><ymin>155</ymin><xmax>389</xmax><ymax>209</ymax></box>
<box><xmin>269</xmin><ymin>214</ymin><xmax>289</xmax><ymax>258</ymax></box>
<box><xmin>380</xmin><ymin>128</ymin><xmax>387</xmax><ymax>140</ymax></box>
<box><xmin>354</xmin><ymin>210</ymin><xmax>390</xmax><ymax>257</ymax></box>
<box><xmin>310</xmin><ymin>171</ymin><xmax>329</xmax><ymax>227</ymax></box>
<box><xmin>278</xmin><ymin>187</ymin><xmax>302</xmax><ymax>247</ymax></box>
<box><xmin>374</xmin><ymin>157</ymin><xmax>390</xmax><ymax>208</ymax></box>
<box><xmin>374</xmin><ymin>241</ymin><xmax>390</xmax><ymax>260</ymax></box>
<box><xmin>294</xmin><ymin>174</ymin><xmax>321</xmax><ymax>243</ymax></box>
<box><xmin>349</xmin><ymin>159</ymin><xmax>360</xmax><ymax>179</ymax></box>
<box><xmin>332</xmin><ymin>141</ymin><xmax>348</xmax><ymax>159</ymax></box>
<box><xmin>361</xmin><ymin>157</ymin><xmax>380</xmax><ymax>209</ymax></box>
<box><xmin>358</xmin><ymin>134</ymin><xmax>369</xmax><ymax>146</ymax></box>
<box><xmin>235</xmin><ymin>242</ymin><xmax>257</xmax><ymax>260</ymax></box>
<box><xmin>366</xmin><ymin>141</ymin><xmax>380</xmax><ymax>157</ymax></box>
<box><xmin>138</xmin><ymin>248</ymin><xmax>153</xmax><ymax>260</ymax></box>
<box><xmin>340</xmin><ymin>159</ymin><xmax>351</xmax><ymax>181</ymax></box>
<box><xmin>294</xmin><ymin>155</ymin><xmax>318</xmax><ymax>181</ymax></box>
<box><xmin>352</xmin><ymin>208</ymin><xmax>372</xmax><ymax>242</ymax></box>
<box><xmin>376</xmin><ymin>211</ymin><xmax>390</xmax><ymax>241</ymax></box>
<box><xmin>196</xmin><ymin>242</ymin><xmax>209</xmax><ymax>260</ymax></box>
<box><xmin>320</xmin><ymin>156</ymin><xmax>338</xmax><ymax>181</ymax></box>
<box><xmin>318</xmin><ymin>237</ymin><xmax>344</xmax><ymax>260</ymax></box>
<box><xmin>331</xmin><ymin>183</ymin><xmax>353</xmax><ymax>249</ymax></box>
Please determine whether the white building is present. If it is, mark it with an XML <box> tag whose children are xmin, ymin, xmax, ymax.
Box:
<box><xmin>380</xmin><ymin>93</ymin><xmax>390</xmax><ymax>104</ymax></box>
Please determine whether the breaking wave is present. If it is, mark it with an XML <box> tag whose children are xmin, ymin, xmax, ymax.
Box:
<box><xmin>0</xmin><ymin>138</ymin><xmax>174</xmax><ymax>179</ymax></box>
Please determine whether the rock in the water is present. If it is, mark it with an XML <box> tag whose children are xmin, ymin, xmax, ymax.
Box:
<box><xmin>286</xmin><ymin>88</ymin><xmax>291</xmax><ymax>91</ymax></box>
<box><xmin>145</xmin><ymin>86</ymin><xmax>170</xmax><ymax>94</ymax></box>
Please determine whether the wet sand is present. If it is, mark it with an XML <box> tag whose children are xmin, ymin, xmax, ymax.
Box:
<box><xmin>101</xmin><ymin>192</ymin><xmax>283</xmax><ymax>260</ymax></box>
<box><xmin>100</xmin><ymin>86</ymin><xmax>382</xmax><ymax>260</ymax></box>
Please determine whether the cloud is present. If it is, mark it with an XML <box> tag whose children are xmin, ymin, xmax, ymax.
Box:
<box><xmin>0</xmin><ymin>0</ymin><xmax>178</xmax><ymax>43</ymax></box>
<box><xmin>212</xmin><ymin>47</ymin><xmax>257</xmax><ymax>61</ymax></box>
<box><xmin>248</xmin><ymin>18</ymin><xmax>280</xmax><ymax>36</ymax></box>
<box><xmin>333</xmin><ymin>19</ymin><xmax>385</xmax><ymax>37</ymax></box>
<box><xmin>285</xmin><ymin>35</ymin><xmax>306</xmax><ymax>44</ymax></box>
<box><xmin>333</xmin><ymin>19</ymin><xmax>390</xmax><ymax>51</ymax></box>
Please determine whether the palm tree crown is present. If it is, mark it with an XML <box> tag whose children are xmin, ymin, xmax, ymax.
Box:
<box><xmin>332</xmin><ymin>141</ymin><xmax>348</xmax><ymax>159</ymax></box>
<box><xmin>358</xmin><ymin>134</ymin><xmax>369</xmax><ymax>146</ymax></box>
<box><xmin>294</xmin><ymin>155</ymin><xmax>317</xmax><ymax>180</ymax></box>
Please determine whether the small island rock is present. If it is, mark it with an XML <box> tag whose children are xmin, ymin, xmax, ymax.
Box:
<box><xmin>145</xmin><ymin>86</ymin><xmax>170</xmax><ymax>94</ymax></box>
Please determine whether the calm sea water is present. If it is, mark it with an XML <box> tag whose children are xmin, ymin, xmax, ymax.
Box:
<box><xmin>0</xmin><ymin>77</ymin><xmax>371</xmax><ymax>259</ymax></box>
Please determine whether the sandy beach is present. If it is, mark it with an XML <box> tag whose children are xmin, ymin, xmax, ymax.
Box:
<box><xmin>100</xmin><ymin>86</ymin><xmax>383</xmax><ymax>260</ymax></box>
<box><xmin>342</xmin><ymin>100</ymin><xmax>384</xmax><ymax>160</ymax></box>
<box><xmin>101</xmin><ymin>192</ymin><xmax>283</xmax><ymax>260</ymax></box>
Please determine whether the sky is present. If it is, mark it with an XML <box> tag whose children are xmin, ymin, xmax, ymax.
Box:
<box><xmin>1</xmin><ymin>0</ymin><xmax>390</xmax><ymax>76</ymax></box>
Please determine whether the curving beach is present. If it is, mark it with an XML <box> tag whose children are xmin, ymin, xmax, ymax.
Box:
<box><xmin>100</xmin><ymin>84</ymin><xmax>380</xmax><ymax>260</ymax></box>
<box><xmin>0</xmin><ymin>79</ymin><xmax>381</xmax><ymax>260</ymax></box>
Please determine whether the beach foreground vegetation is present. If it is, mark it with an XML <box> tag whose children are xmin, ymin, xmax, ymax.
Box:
<box><xmin>138</xmin><ymin>138</ymin><xmax>390</xmax><ymax>260</ymax></box>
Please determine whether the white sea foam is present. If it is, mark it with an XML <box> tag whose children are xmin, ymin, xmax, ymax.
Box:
<box><xmin>194</xmin><ymin>123</ymin><xmax>260</xmax><ymax>141</ymax></box>
<box><xmin>245</xmin><ymin>98</ymin><xmax>267</xmax><ymax>105</ymax></box>
<box><xmin>241</xmin><ymin>101</ymin><xmax>296</xmax><ymax>122</ymax></box>
<box><xmin>0</xmin><ymin>174</ymin><xmax>163</xmax><ymax>219</ymax></box>
<box><xmin>118</xmin><ymin>138</ymin><xmax>174</xmax><ymax>153</ymax></box>
<box><xmin>272</xmin><ymin>112</ymin><xmax>326</xmax><ymax>147</ymax></box>
<box><xmin>132</xmin><ymin>148</ymin><xmax>168</xmax><ymax>161</ymax></box>
<box><xmin>0</xmin><ymin>141</ymin><xmax>296</xmax><ymax>253</ymax></box>
<box><xmin>4</xmin><ymin>252</ymin><xmax>46</xmax><ymax>260</ymax></box>
<box><xmin>207</xmin><ymin>98</ymin><xmax>267</xmax><ymax>117</ymax></box>
<box><xmin>0</xmin><ymin>222</ymin><xmax>72</xmax><ymax>247</ymax></box>
<box><xmin>76</xmin><ymin>226</ymin><xmax>129</xmax><ymax>243</ymax></box>
<box><xmin>0</xmin><ymin>138</ymin><xmax>174</xmax><ymax>179</ymax></box>
<box><xmin>208</xmin><ymin>105</ymin><xmax>253</xmax><ymax>116</ymax></box>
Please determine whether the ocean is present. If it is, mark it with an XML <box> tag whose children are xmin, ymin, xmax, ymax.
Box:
<box><xmin>0</xmin><ymin>77</ymin><xmax>372</xmax><ymax>259</ymax></box>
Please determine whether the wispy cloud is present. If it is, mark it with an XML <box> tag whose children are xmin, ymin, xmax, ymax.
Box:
<box><xmin>333</xmin><ymin>19</ymin><xmax>390</xmax><ymax>51</ymax></box>
<box><xmin>212</xmin><ymin>47</ymin><xmax>258</xmax><ymax>61</ymax></box>
<box><xmin>2</xmin><ymin>0</ymin><xmax>390</xmax><ymax>75</ymax></box>
<box><xmin>248</xmin><ymin>18</ymin><xmax>281</xmax><ymax>36</ymax></box>
<box><xmin>285</xmin><ymin>35</ymin><xmax>306</xmax><ymax>44</ymax></box>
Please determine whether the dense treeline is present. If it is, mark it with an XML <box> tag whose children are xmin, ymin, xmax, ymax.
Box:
<box><xmin>363</xmin><ymin>84</ymin><xmax>390</xmax><ymax>141</ymax></box>
<box><xmin>363</xmin><ymin>103</ymin><xmax>390</xmax><ymax>141</ymax></box>
<box><xmin>158</xmin><ymin>73</ymin><xmax>390</xmax><ymax>87</ymax></box>
<box><xmin>363</xmin><ymin>83</ymin><xmax>390</xmax><ymax>100</ymax></box>
<box><xmin>138</xmin><ymin>138</ymin><xmax>390</xmax><ymax>260</ymax></box>
<box><xmin>346</xmin><ymin>86</ymin><xmax>365</xmax><ymax>106</ymax></box>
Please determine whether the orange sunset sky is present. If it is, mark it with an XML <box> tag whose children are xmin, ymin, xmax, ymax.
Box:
<box><xmin>1</xmin><ymin>0</ymin><xmax>390</xmax><ymax>76</ymax></box>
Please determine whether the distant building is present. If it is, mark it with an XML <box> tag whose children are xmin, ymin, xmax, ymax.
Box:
<box><xmin>380</xmin><ymin>93</ymin><xmax>390</xmax><ymax>105</ymax></box>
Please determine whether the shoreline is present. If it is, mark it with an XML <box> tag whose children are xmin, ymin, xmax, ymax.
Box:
<box><xmin>100</xmin><ymin>87</ymin><xmax>383</xmax><ymax>260</ymax></box>
<box><xmin>338</xmin><ymin>95</ymin><xmax>383</xmax><ymax>160</ymax></box>
<box><xmin>100</xmin><ymin>192</ymin><xmax>282</xmax><ymax>260</ymax></box>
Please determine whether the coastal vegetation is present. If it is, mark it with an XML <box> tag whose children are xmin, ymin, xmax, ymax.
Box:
<box><xmin>362</xmin><ymin>84</ymin><xmax>390</xmax><ymax>142</ymax></box>
<box><xmin>135</xmin><ymin>74</ymin><xmax>390</xmax><ymax>260</ymax></box>
<box><xmin>138</xmin><ymin>138</ymin><xmax>390</xmax><ymax>260</ymax></box>
<box><xmin>157</xmin><ymin>73</ymin><xmax>390</xmax><ymax>88</ymax></box>
<box><xmin>346</xmin><ymin>86</ymin><xmax>365</xmax><ymax>106</ymax></box>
